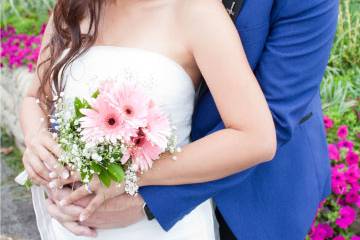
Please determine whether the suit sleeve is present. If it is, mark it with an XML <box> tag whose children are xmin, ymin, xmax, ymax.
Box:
<box><xmin>257</xmin><ymin>0</ymin><xmax>338</xmax><ymax>147</ymax></box>
<box><xmin>139</xmin><ymin>0</ymin><xmax>338</xmax><ymax>231</ymax></box>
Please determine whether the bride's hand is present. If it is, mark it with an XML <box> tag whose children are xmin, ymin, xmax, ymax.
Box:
<box><xmin>23</xmin><ymin>128</ymin><xmax>69</xmax><ymax>186</ymax></box>
<box><xmin>59</xmin><ymin>176</ymin><xmax>125</xmax><ymax>222</ymax></box>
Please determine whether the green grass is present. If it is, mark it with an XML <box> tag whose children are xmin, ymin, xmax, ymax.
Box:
<box><xmin>321</xmin><ymin>67</ymin><xmax>360</xmax><ymax>114</ymax></box>
<box><xmin>326</xmin><ymin>0</ymin><xmax>360</xmax><ymax>73</ymax></box>
<box><xmin>0</xmin><ymin>0</ymin><xmax>54</xmax><ymax>34</ymax></box>
<box><xmin>321</xmin><ymin>0</ymin><xmax>360</xmax><ymax>114</ymax></box>
<box><xmin>0</xmin><ymin>128</ymin><xmax>24</xmax><ymax>176</ymax></box>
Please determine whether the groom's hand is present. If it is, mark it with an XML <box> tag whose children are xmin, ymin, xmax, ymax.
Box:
<box><xmin>80</xmin><ymin>193</ymin><xmax>146</xmax><ymax>229</ymax></box>
<box><xmin>48</xmin><ymin>186</ymin><xmax>146</xmax><ymax>230</ymax></box>
<box><xmin>46</xmin><ymin>198</ymin><xmax>97</xmax><ymax>237</ymax></box>
<box><xmin>46</xmin><ymin>187</ymin><xmax>97</xmax><ymax>237</ymax></box>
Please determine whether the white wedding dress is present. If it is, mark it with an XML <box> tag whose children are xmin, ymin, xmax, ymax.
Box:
<box><xmin>31</xmin><ymin>46</ymin><xmax>216</xmax><ymax>240</ymax></box>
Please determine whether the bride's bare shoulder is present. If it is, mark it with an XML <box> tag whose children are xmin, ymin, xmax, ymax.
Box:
<box><xmin>175</xmin><ymin>0</ymin><xmax>229</xmax><ymax>21</ymax></box>
<box><xmin>174</xmin><ymin>0</ymin><xmax>238</xmax><ymax>46</ymax></box>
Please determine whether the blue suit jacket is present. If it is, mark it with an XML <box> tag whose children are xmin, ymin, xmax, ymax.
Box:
<box><xmin>139</xmin><ymin>0</ymin><xmax>338</xmax><ymax>238</ymax></box>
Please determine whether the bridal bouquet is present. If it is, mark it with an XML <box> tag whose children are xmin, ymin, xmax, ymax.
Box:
<box><xmin>51</xmin><ymin>81</ymin><xmax>176</xmax><ymax>194</ymax></box>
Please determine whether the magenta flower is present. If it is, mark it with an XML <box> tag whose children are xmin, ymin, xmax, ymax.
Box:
<box><xmin>346</xmin><ymin>151</ymin><xmax>359</xmax><ymax>165</ymax></box>
<box><xmin>351</xmin><ymin>236</ymin><xmax>360</xmax><ymax>240</ymax></box>
<box><xmin>323</xmin><ymin>115</ymin><xmax>334</xmax><ymax>129</ymax></box>
<box><xmin>334</xmin><ymin>163</ymin><xmax>346</xmax><ymax>170</ymax></box>
<box><xmin>310</xmin><ymin>223</ymin><xmax>333</xmax><ymax>240</ymax></box>
<box><xmin>338</xmin><ymin>140</ymin><xmax>354</xmax><ymax>151</ymax></box>
<box><xmin>1</xmin><ymin>26</ymin><xmax>42</xmax><ymax>71</ymax></box>
<box><xmin>345</xmin><ymin>165</ymin><xmax>360</xmax><ymax>184</ymax></box>
<box><xmin>333</xmin><ymin>236</ymin><xmax>346</xmax><ymax>240</ymax></box>
<box><xmin>351</xmin><ymin>182</ymin><xmax>360</xmax><ymax>191</ymax></box>
<box><xmin>40</xmin><ymin>24</ymin><xmax>47</xmax><ymax>34</ymax></box>
<box><xmin>328</xmin><ymin>144</ymin><xmax>340</xmax><ymax>161</ymax></box>
<box><xmin>345</xmin><ymin>190</ymin><xmax>359</xmax><ymax>204</ymax></box>
<box><xmin>335</xmin><ymin>206</ymin><xmax>356</xmax><ymax>229</ymax></box>
<box><xmin>332</xmin><ymin>167</ymin><xmax>347</xmax><ymax>195</ymax></box>
<box><xmin>337</xmin><ymin>125</ymin><xmax>349</xmax><ymax>139</ymax></box>
<box><xmin>332</xmin><ymin>181</ymin><xmax>347</xmax><ymax>195</ymax></box>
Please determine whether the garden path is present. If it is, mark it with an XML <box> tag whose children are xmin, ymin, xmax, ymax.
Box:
<box><xmin>1</xmin><ymin>158</ymin><xmax>40</xmax><ymax>240</ymax></box>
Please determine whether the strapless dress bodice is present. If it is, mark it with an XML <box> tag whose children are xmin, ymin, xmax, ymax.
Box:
<box><xmin>60</xmin><ymin>46</ymin><xmax>196</xmax><ymax>146</ymax></box>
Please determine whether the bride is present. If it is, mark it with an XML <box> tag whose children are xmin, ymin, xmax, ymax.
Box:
<box><xmin>20</xmin><ymin>0</ymin><xmax>276</xmax><ymax>239</ymax></box>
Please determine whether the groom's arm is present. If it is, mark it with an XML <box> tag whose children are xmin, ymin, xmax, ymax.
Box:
<box><xmin>258</xmin><ymin>0</ymin><xmax>338</xmax><ymax>147</ymax></box>
<box><xmin>139</xmin><ymin>0</ymin><xmax>338</xmax><ymax>231</ymax></box>
<box><xmin>48</xmin><ymin>0</ymin><xmax>338</xmax><ymax>232</ymax></box>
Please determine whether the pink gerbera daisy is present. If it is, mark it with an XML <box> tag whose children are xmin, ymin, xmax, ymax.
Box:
<box><xmin>79</xmin><ymin>96</ymin><xmax>125</xmax><ymax>143</ymax></box>
<box><xmin>104</xmin><ymin>82</ymin><xmax>150</xmax><ymax>132</ymax></box>
<box><xmin>121</xmin><ymin>128</ymin><xmax>163</xmax><ymax>171</ymax></box>
<box><xmin>142</xmin><ymin>100</ymin><xmax>172</xmax><ymax>150</ymax></box>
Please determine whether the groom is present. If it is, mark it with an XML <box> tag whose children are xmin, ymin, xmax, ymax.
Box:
<box><xmin>47</xmin><ymin>0</ymin><xmax>339</xmax><ymax>239</ymax></box>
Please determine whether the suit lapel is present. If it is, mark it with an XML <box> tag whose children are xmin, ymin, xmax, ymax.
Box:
<box><xmin>222</xmin><ymin>0</ymin><xmax>245</xmax><ymax>22</ymax></box>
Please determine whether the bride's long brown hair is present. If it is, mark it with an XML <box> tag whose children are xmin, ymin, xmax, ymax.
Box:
<box><xmin>37</xmin><ymin>0</ymin><xmax>105</xmax><ymax>110</ymax></box>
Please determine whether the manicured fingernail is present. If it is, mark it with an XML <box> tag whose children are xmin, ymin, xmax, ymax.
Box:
<box><xmin>49</xmin><ymin>172</ymin><xmax>57</xmax><ymax>178</ymax></box>
<box><xmin>79</xmin><ymin>213</ymin><xmax>87</xmax><ymax>222</ymax></box>
<box><xmin>59</xmin><ymin>200</ymin><xmax>66</xmax><ymax>206</ymax></box>
<box><xmin>61</xmin><ymin>170</ymin><xmax>70</xmax><ymax>179</ymax></box>
<box><xmin>48</xmin><ymin>181</ymin><xmax>57</xmax><ymax>189</ymax></box>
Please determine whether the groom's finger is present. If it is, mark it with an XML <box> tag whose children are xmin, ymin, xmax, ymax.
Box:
<box><xmin>63</xmin><ymin>222</ymin><xmax>97</xmax><ymax>237</ymax></box>
<box><xmin>79</xmin><ymin>194</ymin><xmax>105</xmax><ymax>222</ymax></box>
<box><xmin>50</xmin><ymin>187</ymin><xmax>94</xmax><ymax>208</ymax></box>
<box><xmin>51</xmin><ymin>197</ymin><xmax>85</xmax><ymax>219</ymax></box>
<box><xmin>59</xmin><ymin>204</ymin><xmax>84</xmax><ymax>218</ymax></box>
<box><xmin>46</xmin><ymin>199</ymin><xmax>78</xmax><ymax>222</ymax></box>
<box><xmin>60</xmin><ymin>185</ymin><xmax>91</xmax><ymax>206</ymax></box>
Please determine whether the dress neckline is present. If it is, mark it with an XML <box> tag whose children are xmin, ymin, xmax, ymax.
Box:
<box><xmin>88</xmin><ymin>45</ymin><xmax>194</xmax><ymax>89</ymax></box>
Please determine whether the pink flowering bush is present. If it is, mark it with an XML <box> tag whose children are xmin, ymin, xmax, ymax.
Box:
<box><xmin>0</xmin><ymin>25</ymin><xmax>45</xmax><ymax>72</ymax></box>
<box><xmin>307</xmin><ymin>108</ymin><xmax>360</xmax><ymax>240</ymax></box>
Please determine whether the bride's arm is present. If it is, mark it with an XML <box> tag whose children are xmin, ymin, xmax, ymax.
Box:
<box><xmin>139</xmin><ymin>0</ymin><xmax>276</xmax><ymax>186</ymax></box>
<box><xmin>20</xmin><ymin>15</ymin><xmax>67</xmax><ymax>185</ymax></box>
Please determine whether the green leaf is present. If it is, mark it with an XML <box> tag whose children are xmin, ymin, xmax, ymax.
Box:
<box><xmin>90</xmin><ymin>162</ymin><xmax>102</xmax><ymax>175</ymax></box>
<box><xmin>108</xmin><ymin>163</ymin><xmax>125</xmax><ymax>183</ymax></box>
<box><xmin>99</xmin><ymin>170</ymin><xmax>112</xmax><ymax>187</ymax></box>
<box><xmin>74</xmin><ymin>97</ymin><xmax>91</xmax><ymax>118</ymax></box>
<box><xmin>82</xmin><ymin>99</ymin><xmax>91</xmax><ymax>109</ymax></box>
<box><xmin>24</xmin><ymin>179</ymin><xmax>33</xmax><ymax>190</ymax></box>
<box><xmin>91</xmin><ymin>89</ymin><xmax>100</xmax><ymax>99</ymax></box>
<box><xmin>74</xmin><ymin>97</ymin><xmax>84</xmax><ymax>118</ymax></box>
